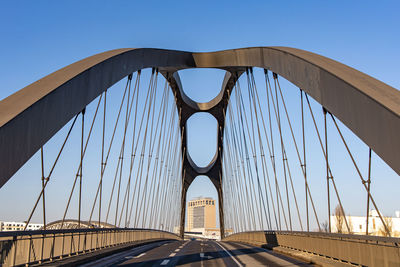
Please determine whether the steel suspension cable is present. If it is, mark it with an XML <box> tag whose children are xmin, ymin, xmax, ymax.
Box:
<box><xmin>248</xmin><ymin>71</ymin><xmax>273</xmax><ymax>230</ymax></box>
<box><xmin>264</xmin><ymin>74</ymin><xmax>290</xmax><ymax>230</ymax></box>
<box><xmin>300</xmin><ymin>89</ymin><xmax>309</xmax><ymax>231</ymax></box>
<box><xmin>40</xmin><ymin>147</ymin><xmax>46</xmax><ymax>229</ymax></box>
<box><xmin>264</xmin><ymin>73</ymin><xmax>283</xmax><ymax>230</ymax></box>
<box><xmin>229</xmin><ymin>86</ymin><xmax>255</xmax><ymax>231</ymax></box>
<box><xmin>113</xmin><ymin>74</ymin><xmax>135</xmax><ymax>226</ymax></box>
<box><xmin>78</xmin><ymin>108</ymin><xmax>85</xmax><ymax>227</ymax></box>
<box><xmin>24</xmin><ymin>114</ymin><xmax>79</xmax><ymax>230</ymax></box>
<box><xmin>329</xmin><ymin>113</ymin><xmax>391</xmax><ymax>236</ymax></box>
<box><xmin>235</xmin><ymin>80</ymin><xmax>261</xmax><ymax>230</ymax></box>
<box><xmin>274</xmin><ymin>75</ymin><xmax>307</xmax><ymax>230</ymax></box>
<box><xmin>366</xmin><ymin>148</ymin><xmax>372</xmax><ymax>235</ymax></box>
<box><xmin>245</xmin><ymin>69</ymin><xmax>271</xmax><ymax>230</ymax></box>
<box><xmin>272</xmin><ymin>74</ymin><xmax>292</xmax><ymax>230</ymax></box>
<box><xmin>88</xmin><ymin>75</ymin><xmax>133</xmax><ymax>223</ymax></box>
<box><xmin>304</xmin><ymin>93</ymin><xmax>347</xmax><ymax>232</ymax></box>
<box><xmin>61</xmin><ymin>94</ymin><xmax>103</xmax><ymax>227</ymax></box>
<box><xmin>117</xmin><ymin>74</ymin><xmax>144</xmax><ymax>226</ymax></box>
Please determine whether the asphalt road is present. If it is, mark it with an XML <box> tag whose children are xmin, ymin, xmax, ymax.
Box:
<box><xmin>79</xmin><ymin>239</ymin><xmax>313</xmax><ymax>267</ymax></box>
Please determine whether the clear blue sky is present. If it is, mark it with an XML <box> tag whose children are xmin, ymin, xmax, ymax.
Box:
<box><xmin>0</xmin><ymin>1</ymin><xmax>399</xmax><ymax>228</ymax></box>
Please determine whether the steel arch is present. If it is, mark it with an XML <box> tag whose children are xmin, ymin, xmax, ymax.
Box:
<box><xmin>1</xmin><ymin>47</ymin><xmax>399</xmax><ymax>188</ymax></box>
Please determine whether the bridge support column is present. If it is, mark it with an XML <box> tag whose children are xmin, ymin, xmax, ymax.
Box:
<box><xmin>217</xmin><ymin>185</ymin><xmax>225</xmax><ymax>239</ymax></box>
<box><xmin>179</xmin><ymin>185</ymin><xmax>187</xmax><ymax>239</ymax></box>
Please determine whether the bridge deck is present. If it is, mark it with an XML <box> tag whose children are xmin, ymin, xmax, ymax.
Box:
<box><xmin>76</xmin><ymin>239</ymin><xmax>315</xmax><ymax>267</ymax></box>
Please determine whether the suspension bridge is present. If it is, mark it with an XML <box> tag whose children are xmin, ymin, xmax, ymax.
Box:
<box><xmin>0</xmin><ymin>47</ymin><xmax>399</xmax><ymax>266</ymax></box>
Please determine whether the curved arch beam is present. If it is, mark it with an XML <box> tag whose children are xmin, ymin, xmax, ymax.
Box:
<box><xmin>1</xmin><ymin>47</ymin><xmax>399</xmax><ymax>188</ymax></box>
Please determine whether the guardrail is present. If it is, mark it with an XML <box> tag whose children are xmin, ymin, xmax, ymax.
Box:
<box><xmin>223</xmin><ymin>231</ymin><xmax>400</xmax><ymax>266</ymax></box>
<box><xmin>0</xmin><ymin>228</ymin><xmax>180</xmax><ymax>266</ymax></box>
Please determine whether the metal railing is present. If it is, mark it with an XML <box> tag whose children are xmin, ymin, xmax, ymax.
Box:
<box><xmin>0</xmin><ymin>228</ymin><xmax>180</xmax><ymax>266</ymax></box>
<box><xmin>223</xmin><ymin>231</ymin><xmax>400</xmax><ymax>266</ymax></box>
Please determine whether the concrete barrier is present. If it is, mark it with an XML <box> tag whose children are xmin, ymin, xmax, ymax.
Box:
<box><xmin>0</xmin><ymin>228</ymin><xmax>180</xmax><ymax>266</ymax></box>
<box><xmin>223</xmin><ymin>231</ymin><xmax>400</xmax><ymax>266</ymax></box>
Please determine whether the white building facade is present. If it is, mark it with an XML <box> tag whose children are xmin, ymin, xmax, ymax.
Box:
<box><xmin>330</xmin><ymin>210</ymin><xmax>400</xmax><ymax>237</ymax></box>
<box><xmin>0</xmin><ymin>221</ymin><xmax>43</xmax><ymax>231</ymax></box>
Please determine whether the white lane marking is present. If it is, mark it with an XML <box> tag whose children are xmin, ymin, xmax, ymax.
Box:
<box><xmin>160</xmin><ymin>259</ymin><xmax>170</xmax><ymax>265</ymax></box>
<box><xmin>134</xmin><ymin>253</ymin><xmax>146</xmax><ymax>258</ymax></box>
<box><xmin>169</xmin><ymin>253</ymin><xmax>176</xmax><ymax>257</ymax></box>
<box><xmin>125</xmin><ymin>256</ymin><xmax>134</xmax><ymax>259</ymax></box>
<box><xmin>214</xmin><ymin>242</ymin><xmax>243</xmax><ymax>267</ymax></box>
<box><xmin>200</xmin><ymin>253</ymin><xmax>213</xmax><ymax>259</ymax></box>
<box><xmin>174</xmin><ymin>249</ymin><xmax>180</xmax><ymax>252</ymax></box>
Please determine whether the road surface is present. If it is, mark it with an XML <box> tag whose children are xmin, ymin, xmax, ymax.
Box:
<box><xmin>79</xmin><ymin>239</ymin><xmax>313</xmax><ymax>266</ymax></box>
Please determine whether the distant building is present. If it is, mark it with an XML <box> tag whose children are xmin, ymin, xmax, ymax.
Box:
<box><xmin>0</xmin><ymin>221</ymin><xmax>43</xmax><ymax>231</ymax></box>
<box><xmin>187</xmin><ymin>197</ymin><xmax>216</xmax><ymax>232</ymax></box>
<box><xmin>185</xmin><ymin>198</ymin><xmax>234</xmax><ymax>240</ymax></box>
<box><xmin>330</xmin><ymin>210</ymin><xmax>400</xmax><ymax>237</ymax></box>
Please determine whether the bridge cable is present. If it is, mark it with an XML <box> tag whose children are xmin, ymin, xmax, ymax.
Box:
<box><xmin>137</xmin><ymin>69</ymin><xmax>161</xmax><ymax>227</ymax></box>
<box><xmin>119</xmin><ymin>72</ymin><xmax>151</xmax><ymax>227</ymax></box>
<box><xmin>323</xmin><ymin>108</ymin><xmax>331</xmax><ymax>232</ymax></box>
<box><xmin>266</xmin><ymin>80</ymin><xmax>318</xmax><ymax>231</ymax></box>
<box><xmin>140</xmin><ymin>74</ymin><xmax>169</xmax><ymax>227</ymax></box>
<box><xmin>117</xmin><ymin>73</ymin><xmax>145</xmax><ymax>227</ymax></box>
<box><xmin>222</xmin><ymin>108</ymin><xmax>246</xmax><ymax>232</ymax></box>
<box><xmin>236</xmin><ymin>70</ymin><xmax>265</xmax><ymax>230</ymax></box>
<box><xmin>78</xmin><ymin>107</ymin><xmax>85</xmax><ymax>228</ymax></box>
<box><xmin>99</xmin><ymin>88</ymin><xmax>107</xmax><ymax>227</ymax></box>
<box><xmin>124</xmin><ymin>74</ymin><xmax>141</xmax><ymax>227</ymax></box>
<box><xmin>129</xmin><ymin>69</ymin><xmax>157</xmax><ymax>227</ymax></box>
<box><xmin>304</xmin><ymin>93</ymin><xmax>347</xmax><ymax>232</ymax></box>
<box><xmin>61</xmin><ymin>93</ymin><xmax>103</xmax><ymax>228</ymax></box>
<box><xmin>113</xmin><ymin>74</ymin><xmax>135</xmax><ymax>226</ymax></box>
<box><xmin>150</xmin><ymin>91</ymin><xmax>178</xmax><ymax>229</ymax></box>
<box><xmin>223</xmin><ymin>92</ymin><xmax>241</xmax><ymax>231</ymax></box>
<box><xmin>232</xmin><ymin>81</ymin><xmax>258</xmax><ymax>231</ymax></box>
<box><xmin>300</xmin><ymin>89</ymin><xmax>309</xmax><ymax>231</ymax></box>
<box><xmin>130</xmin><ymin>89</ymin><xmax>176</xmax><ymax>228</ymax></box>
<box><xmin>40</xmin><ymin>147</ymin><xmax>46</xmax><ymax>230</ymax></box>
<box><xmin>329</xmin><ymin>113</ymin><xmax>391</xmax><ymax>236</ymax></box>
<box><xmin>102</xmin><ymin>75</ymin><xmax>134</xmax><ymax>224</ymax></box>
<box><xmin>103</xmin><ymin>75</ymin><xmax>134</xmax><ymax>224</ymax></box>
<box><xmin>264</xmin><ymin>73</ymin><xmax>284</xmax><ymax>230</ymax></box>
<box><xmin>272</xmin><ymin>73</ymin><xmax>293</xmax><ymax>231</ymax></box>
<box><xmin>246</xmin><ymin>68</ymin><xmax>272</xmax><ymax>230</ymax></box>
<box><xmin>87</xmin><ymin>74</ymin><xmax>133</xmax><ymax>224</ymax></box>
<box><xmin>366</xmin><ymin>148</ymin><xmax>372</xmax><ymax>235</ymax></box>
<box><xmin>248</xmin><ymin>70</ymin><xmax>273</xmax><ymax>230</ymax></box>
<box><xmin>230</xmin><ymin>80</ymin><xmax>257</xmax><ymax>230</ymax></box>
<box><xmin>163</xmin><ymin>124</ymin><xmax>181</xmax><ymax>230</ymax></box>
<box><xmin>265</xmin><ymin>74</ymin><xmax>290</xmax><ymax>230</ymax></box>
<box><xmin>249</xmin><ymin>70</ymin><xmax>281</xmax><ymax>230</ymax></box>
<box><xmin>137</xmin><ymin>71</ymin><xmax>161</xmax><ymax>227</ymax></box>
<box><xmin>274</xmin><ymin>75</ymin><xmax>305</xmax><ymax>230</ymax></box>
<box><xmin>252</xmin><ymin>70</ymin><xmax>287</xmax><ymax>230</ymax></box>
<box><xmin>23</xmin><ymin>114</ymin><xmax>80</xmax><ymax>230</ymax></box>
<box><xmin>223</xmin><ymin>106</ymin><xmax>246</xmax><ymax>232</ymax></box>
<box><xmin>126</xmin><ymin>72</ymin><xmax>158</xmax><ymax>226</ymax></box>
<box><xmin>224</xmin><ymin>88</ymin><xmax>245</xmax><ymax>231</ymax></box>
<box><xmin>237</xmin><ymin>78</ymin><xmax>261</xmax><ymax>230</ymax></box>
<box><xmin>146</xmin><ymin>81</ymin><xmax>171</xmax><ymax>228</ymax></box>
